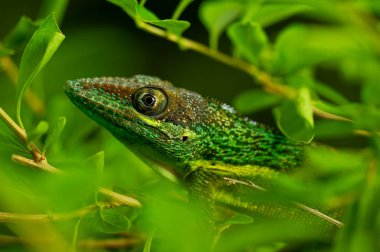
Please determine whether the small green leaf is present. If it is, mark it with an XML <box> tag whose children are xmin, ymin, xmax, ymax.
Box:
<box><xmin>171</xmin><ymin>0</ymin><xmax>194</xmax><ymax>20</ymax></box>
<box><xmin>233</xmin><ymin>90</ymin><xmax>282</xmax><ymax>113</ymax></box>
<box><xmin>227</xmin><ymin>21</ymin><xmax>269</xmax><ymax>65</ymax></box>
<box><xmin>96</xmin><ymin>207</ymin><xmax>131</xmax><ymax>233</ymax></box>
<box><xmin>273</xmin><ymin>87</ymin><xmax>314</xmax><ymax>143</ymax></box>
<box><xmin>42</xmin><ymin>116</ymin><xmax>66</xmax><ymax>154</ymax></box>
<box><xmin>314</xmin><ymin>81</ymin><xmax>349</xmax><ymax>105</ymax></box>
<box><xmin>16</xmin><ymin>14</ymin><xmax>65</xmax><ymax>128</ymax></box>
<box><xmin>27</xmin><ymin>120</ymin><xmax>49</xmax><ymax>144</ymax></box>
<box><xmin>136</xmin><ymin>5</ymin><xmax>190</xmax><ymax>37</ymax></box>
<box><xmin>0</xmin><ymin>47</ymin><xmax>14</xmax><ymax>57</ymax></box>
<box><xmin>107</xmin><ymin>0</ymin><xmax>138</xmax><ymax>18</ymax></box>
<box><xmin>3</xmin><ymin>16</ymin><xmax>37</xmax><ymax>50</ymax></box>
<box><xmin>252</xmin><ymin>3</ymin><xmax>313</xmax><ymax>27</ymax></box>
<box><xmin>199</xmin><ymin>1</ymin><xmax>244</xmax><ymax>50</ymax></box>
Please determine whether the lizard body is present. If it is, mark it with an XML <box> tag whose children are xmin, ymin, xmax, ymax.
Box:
<box><xmin>64</xmin><ymin>75</ymin><xmax>341</xmax><ymax>235</ymax></box>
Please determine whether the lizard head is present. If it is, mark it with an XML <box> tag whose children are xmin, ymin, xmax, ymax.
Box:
<box><xmin>65</xmin><ymin>75</ymin><xmax>209</xmax><ymax>179</ymax></box>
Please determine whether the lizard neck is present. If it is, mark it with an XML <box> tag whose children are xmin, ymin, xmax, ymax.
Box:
<box><xmin>190</xmin><ymin>101</ymin><xmax>304</xmax><ymax>172</ymax></box>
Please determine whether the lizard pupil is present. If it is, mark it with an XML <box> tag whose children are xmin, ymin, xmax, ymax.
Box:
<box><xmin>142</xmin><ymin>94</ymin><xmax>156</xmax><ymax>107</ymax></box>
<box><xmin>132</xmin><ymin>87</ymin><xmax>168</xmax><ymax>116</ymax></box>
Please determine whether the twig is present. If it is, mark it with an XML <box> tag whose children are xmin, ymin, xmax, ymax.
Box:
<box><xmin>0</xmin><ymin>205</ymin><xmax>98</xmax><ymax>223</ymax></box>
<box><xmin>0</xmin><ymin>107</ymin><xmax>27</xmax><ymax>141</ymax></box>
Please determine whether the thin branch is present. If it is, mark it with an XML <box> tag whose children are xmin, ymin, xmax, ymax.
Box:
<box><xmin>11</xmin><ymin>154</ymin><xmax>64</xmax><ymax>175</ymax></box>
<box><xmin>0</xmin><ymin>106</ymin><xmax>45</xmax><ymax>162</ymax></box>
<box><xmin>0</xmin><ymin>107</ymin><xmax>27</xmax><ymax>141</ymax></box>
<box><xmin>0</xmin><ymin>205</ymin><xmax>98</xmax><ymax>223</ymax></box>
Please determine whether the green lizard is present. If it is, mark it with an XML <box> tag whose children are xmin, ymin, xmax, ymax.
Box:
<box><xmin>64</xmin><ymin>75</ymin><xmax>342</xmax><ymax>236</ymax></box>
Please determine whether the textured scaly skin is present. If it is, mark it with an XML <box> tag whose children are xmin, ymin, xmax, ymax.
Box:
<box><xmin>64</xmin><ymin>75</ymin><xmax>340</xmax><ymax>234</ymax></box>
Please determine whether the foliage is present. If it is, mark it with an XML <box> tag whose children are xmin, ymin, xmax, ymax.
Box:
<box><xmin>0</xmin><ymin>0</ymin><xmax>380</xmax><ymax>251</ymax></box>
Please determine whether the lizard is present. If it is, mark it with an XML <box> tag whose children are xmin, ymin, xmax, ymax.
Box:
<box><xmin>64</xmin><ymin>75</ymin><xmax>343</xmax><ymax>237</ymax></box>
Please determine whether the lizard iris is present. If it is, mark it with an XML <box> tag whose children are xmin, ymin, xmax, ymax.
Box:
<box><xmin>65</xmin><ymin>75</ymin><xmax>341</xmax><ymax>233</ymax></box>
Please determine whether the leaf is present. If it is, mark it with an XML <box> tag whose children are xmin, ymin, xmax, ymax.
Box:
<box><xmin>274</xmin><ymin>24</ymin><xmax>328</xmax><ymax>74</ymax></box>
<box><xmin>0</xmin><ymin>47</ymin><xmax>14</xmax><ymax>57</ymax></box>
<box><xmin>27</xmin><ymin>120</ymin><xmax>49</xmax><ymax>144</ymax></box>
<box><xmin>95</xmin><ymin>207</ymin><xmax>131</xmax><ymax>233</ymax></box>
<box><xmin>273</xmin><ymin>87</ymin><xmax>314</xmax><ymax>143</ymax></box>
<box><xmin>227</xmin><ymin>21</ymin><xmax>269</xmax><ymax>65</ymax></box>
<box><xmin>233</xmin><ymin>90</ymin><xmax>282</xmax><ymax>113</ymax></box>
<box><xmin>42</xmin><ymin>116</ymin><xmax>66</xmax><ymax>154</ymax></box>
<box><xmin>38</xmin><ymin>0</ymin><xmax>70</xmax><ymax>24</ymax></box>
<box><xmin>314</xmin><ymin>81</ymin><xmax>349</xmax><ymax>105</ymax></box>
<box><xmin>252</xmin><ymin>3</ymin><xmax>313</xmax><ymax>27</ymax></box>
<box><xmin>107</xmin><ymin>0</ymin><xmax>138</xmax><ymax>18</ymax></box>
<box><xmin>3</xmin><ymin>16</ymin><xmax>37</xmax><ymax>50</ymax></box>
<box><xmin>314</xmin><ymin>120</ymin><xmax>354</xmax><ymax>139</ymax></box>
<box><xmin>136</xmin><ymin>5</ymin><xmax>190</xmax><ymax>37</ymax></box>
<box><xmin>199</xmin><ymin>1</ymin><xmax>244</xmax><ymax>50</ymax></box>
<box><xmin>16</xmin><ymin>14</ymin><xmax>65</xmax><ymax>128</ymax></box>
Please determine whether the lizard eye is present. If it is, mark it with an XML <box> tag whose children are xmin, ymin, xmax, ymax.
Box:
<box><xmin>132</xmin><ymin>88</ymin><xmax>168</xmax><ymax>116</ymax></box>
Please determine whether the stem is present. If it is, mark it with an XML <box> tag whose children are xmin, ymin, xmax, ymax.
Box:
<box><xmin>0</xmin><ymin>107</ymin><xmax>27</xmax><ymax>141</ymax></box>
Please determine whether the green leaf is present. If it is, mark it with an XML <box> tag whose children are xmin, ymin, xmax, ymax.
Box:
<box><xmin>273</xmin><ymin>87</ymin><xmax>314</xmax><ymax>143</ymax></box>
<box><xmin>136</xmin><ymin>5</ymin><xmax>190</xmax><ymax>37</ymax></box>
<box><xmin>227</xmin><ymin>21</ymin><xmax>269</xmax><ymax>65</ymax></box>
<box><xmin>107</xmin><ymin>0</ymin><xmax>138</xmax><ymax>18</ymax></box>
<box><xmin>314</xmin><ymin>120</ymin><xmax>354</xmax><ymax>139</ymax></box>
<box><xmin>199</xmin><ymin>1</ymin><xmax>244</xmax><ymax>50</ymax></box>
<box><xmin>96</xmin><ymin>207</ymin><xmax>131</xmax><ymax>233</ymax></box>
<box><xmin>27</xmin><ymin>120</ymin><xmax>49</xmax><ymax>144</ymax></box>
<box><xmin>172</xmin><ymin>0</ymin><xmax>194</xmax><ymax>20</ymax></box>
<box><xmin>0</xmin><ymin>47</ymin><xmax>14</xmax><ymax>57</ymax></box>
<box><xmin>3</xmin><ymin>16</ymin><xmax>37</xmax><ymax>50</ymax></box>
<box><xmin>274</xmin><ymin>24</ymin><xmax>328</xmax><ymax>74</ymax></box>
<box><xmin>252</xmin><ymin>3</ymin><xmax>313</xmax><ymax>27</ymax></box>
<box><xmin>233</xmin><ymin>90</ymin><xmax>282</xmax><ymax>113</ymax></box>
<box><xmin>42</xmin><ymin>116</ymin><xmax>66</xmax><ymax>154</ymax></box>
<box><xmin>16</xmin><ymin>14</ymin><xmax>65</xmax><ymax>128</ymax></box>
<box><xmin>38</xmin><ymin>0</ymin><xmax>70</xmax><ymax>24</ymax></box>
<box><xmin>314</xmin><ymin>81</ymin><xmax>349</xmax><ymax>105</ymax></box>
